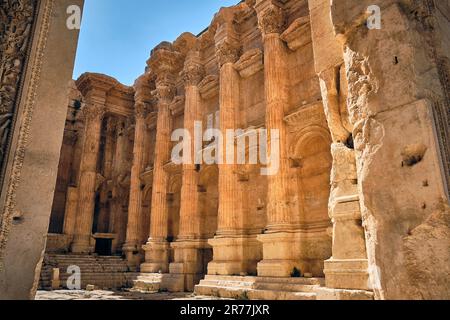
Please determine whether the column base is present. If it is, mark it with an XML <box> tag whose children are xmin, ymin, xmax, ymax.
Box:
<box><xmin>257</xmin><ymin>230</ymin><xmax>331</xmax><ymax>277</ymax></box>
<box><xmin>141</xmin><ymin>240</ymin><xmax>170</xmax><ymax>273</ymax></box>
<box><xmin>169</xmin><ymin>239</ymin><xmax>211</xmax><ymax>291</ymax></box>
<box><xmin>122</xmin><ymin>241</ymin><xmax>142</xmax><ymax>270</ymax></box>
<box><xmin>70</xmin><ymin>235</ymin><xmax>94</xmax><ymax>254</ymax></box>
<box><xmin>207</xmin><ymin>236</ymin><xmax>262</xmax><ymax>276</ymax></box>
<box><xmin>324</xmin><ymin>258</ymin><xmax>370</xmax><ymax>291</ymax></box>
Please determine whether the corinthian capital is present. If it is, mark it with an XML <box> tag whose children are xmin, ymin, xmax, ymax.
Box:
<box><xmin>154</xmin><ymin>84</ymin><xmax>176</xmax><ymax>105</ymax></box>
<box><xmin>215</xmin><ymin>39</ymin><xmax>241</xmax><ymax>67</ymax></box>
<box><xmin>257</xmin><ymin>4</ymin><xmax>285</xmax><ymax>35</ymax></box>
<box><xmin>82</xmin><ymin>103</ymin><xmax>106</xmax><ymax>123</ymax></box>
<box><xmin>135</xmin><ymin>102</ymin><xmax>150</xmax><ymax>119</ymax></box>
<box><xmin>181</xmin><ymin>60</ymin><xmax>205</xmax><ymax>87</ymax></box>
<box><xmin>148</xmin><ymin>44</ymin><xmax>183</xmax><ymax>82</ymax></box>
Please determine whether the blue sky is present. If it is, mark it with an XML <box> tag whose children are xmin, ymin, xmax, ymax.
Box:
<box><xmin>73</xmin><ymin>0</ymin><xmax>238</xmax><ymax>85</ymax></box>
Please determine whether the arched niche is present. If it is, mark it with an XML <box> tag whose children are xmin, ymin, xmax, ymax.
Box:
<box><xmin>290</xmin><ymin>126</ymin><xmax>332</xmax><ymax>225</ymax></box>
<box><xmin>289</xmin><ymin>125</ymin><xmax>333</xmax><ymax>276</ymax></box>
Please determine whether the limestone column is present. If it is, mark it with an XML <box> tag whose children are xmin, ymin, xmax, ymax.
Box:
<box><xmin>63</xmin><ymin>186</ymin><xmax>79</xmax><ymax>239</ymax></box>
<box><xmin>255</xmin><ymin>1</ymin><xmax>301</xmax><ymax>277</ymax></box>
<box><xmin>141</xmin><ymin>83</ymin><xmax>175</xmax><ymax>273</ymax></box>
<box><xmin>110</xmin><ymin>119</ymin><xmax>129</xmax><ymax>253</ymax></box>
<box><xmin>71</xmin><ymin>101</ymin><xmax>106</xmax><ymax>254</ymax></box>
<box><xmin>207</xmin><ymin>30</ymin><xmax>261</xmax><ymax>276</ymax></box>
<box><xmin>123</xmin><ymin>102</ymin><xmax>149</xmax><ymax>266</ymax></box>
<box><xmin>96</xmin><ymin>117</ymin><xmax>115</xmax><ymax>233</ymax></box>
<box><xmin>216</xmin><ymin>43</ymin><xmax>241</xmax><ymax>236</ymax></box>
<box><xmin>169</xmin><ymin>52</ymin><xmax>206</xmax><ymax>291</ymax></box>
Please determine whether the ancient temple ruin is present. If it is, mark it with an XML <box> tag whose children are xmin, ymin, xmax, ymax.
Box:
<box><xmin>41</xmin><ymin>0</ymin><xmax>450</xmax><ymax>300</ymax></box>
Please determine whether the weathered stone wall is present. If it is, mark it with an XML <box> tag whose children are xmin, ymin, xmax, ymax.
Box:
<box><xmin>327</xmin><ymin>0</ymin><xmax>450</xmax><ymax>300</ymax></box>
<box><xmin>0</xmin><ymin>0</ymin><xmax>84</xmax><ymax>299</ymax></box>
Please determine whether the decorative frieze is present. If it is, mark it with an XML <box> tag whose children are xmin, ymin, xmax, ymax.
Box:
<box><xmin>0</xmin><ymin>0</ymin><xmax>38</xmax><ymax>178</ymax></box>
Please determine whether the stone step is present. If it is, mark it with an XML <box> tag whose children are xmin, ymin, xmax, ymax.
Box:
<box><xmin>194</xmin><ymin>275</ymin><xmax>326</xmax><ymax>300</ymax></box>
<box><xmin>198</xmin><ymin>280</ymin><xmax>255</xmax><ymax>289</ymax></box>
<box><xmin>247</xmin><ymin>290</ymin><xmax>316</xmax><ymax>300</ymax></box>
<box><xmin>39</xmin><ymin>254</ymin><xmax>136</xmax><ymax>290</ymax></box>
<box><xmin>253</xmin><ymin>283</ymin><xmax>318</xmax><ymax>293</ymax></box>
<box><xmin>42</xmin><ymin>265</ymin><xmax>129</xmax><ymax>270</ymax></box>
<box><xmin>47</xmin><ymin>259</ymin><xmax>126</xmax><ymax>263</ymax></box>
<box><xmin>131</xmin><ymin>280</ymin><xmax>161</xmax><ymax>293</ymax></box>
<box><xmin>195</xmin><ymin>280</ymin><xmax>320</xmax><ymax>292</ymax></box>
<box><xmin>40</xmin><ymin>273</ymin><xmax>139</xmax><ymax>290</ymax></box>
<box><xmin>46</xmin><ymin>256</ymin><xmax>124</xmax><ymax>262</ymax></box>
<box><xmin>194</xmin><ymin>284</ymin><xmax>316</xmax><ymax>300</ymax></box>
<box><xmin>203</xmin><ymin>275</ymin><xmax>324</xmax><ymax>286</ymax></box>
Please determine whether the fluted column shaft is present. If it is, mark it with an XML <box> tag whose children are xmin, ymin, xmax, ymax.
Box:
<box><xmin>141</xmin><ymin>46</ymin><xmax>180</xmax><ymax>274</ymax></box>
<box><xmin>97</xmin><ymin>118</ymin><xmax>115</xmax><ymax>233</ymax></box>
<box><xmin>71</xmin><ymin>103</ymin><xmax>105</xmax><ymax>253</ymax></box>
<box><xmin>178</xmin><ymin>84</ymin><xmax>201</xmax><ymax>238</ymax></box>
<box><xmin>255</xmin><ymin>2</ymin><xmax>305</xmax><ymax>277</ymax></box>
<box><xmin>141</xmin><ymin>94</ymin><xmax>172</xmax><ymax>274</ymax></box>
<box><xmin>262</xmin><ymin>33</ymin><xmax>291</xmax><ymax>231</ymax></box>
<box><xmin>149</xmin><ymin>100</ymin><xmax>172</xmax><ymax>240</ymax></box>
<box><xmin>123</xmin><ymin>103</ymin><xmax>149</xmax><ymax>260</ymax></box>
<box><xmin>207</xmin><ymin>36</ymin><xmax>261</xmax><ymax>277</ymax></box>
<box><xmin>110</xmin><ymin>120</ymin><xmax>128</xmax><ymax>252</ymax></box>
<box><xmin>216</xmin><ymin>61</ymin><xmax>241</xmax><ymax>235</ymax></box>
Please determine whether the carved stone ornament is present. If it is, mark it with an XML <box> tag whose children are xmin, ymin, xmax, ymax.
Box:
<box><xmin>0</xmin><ymin>0</ymin><xmax>38</xmax><ymax>175</ymax></box>
<box><xmin>180</xmin><ymin>60</ymin><xmax>205</xmax><ymax>87</ymax></box>
<box><xmin>258</xmin><ymin>5</ymin><xmax>286</xmax><ymax>35</ymax></box>
<box><xmin>135</xmin><ymin>101</ymin><xmax>149</xmax><ymax>119</ymax></box>
<box><xmin>153</xmin><ymin>84</ymin><xmax>176</xmax><ymax>105</ymax></box>
<box><xmin>81</xmin><ymin>103</ymin><xmax>106</xmax><ymax>123</ymax></box>
<box><xmin>216</xmin><ymin>39</ymin><xmax>241</xmax><ymax>67</ymax></box>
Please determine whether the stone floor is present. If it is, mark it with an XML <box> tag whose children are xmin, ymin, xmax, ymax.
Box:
<box><xmin>35</xmin><ymin>290</ymin><xmax>227</xmax><ymax>300</ymax></box>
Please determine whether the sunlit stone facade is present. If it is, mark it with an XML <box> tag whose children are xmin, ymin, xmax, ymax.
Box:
<box><xmin>44</xmin><ymin>0</ymin><xmax>450</xmax><ymax>300</ymax></box>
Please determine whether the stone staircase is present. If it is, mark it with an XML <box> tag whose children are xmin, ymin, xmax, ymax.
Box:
<box><xmin>39</xmin><ymin>254</ymin><xmax>139</xmax><ymax>290</ymax></box>
<box><xmin>194</xmin><ymin>275</ymin><xmax>326</xmax><ymax>300</ymax></box>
